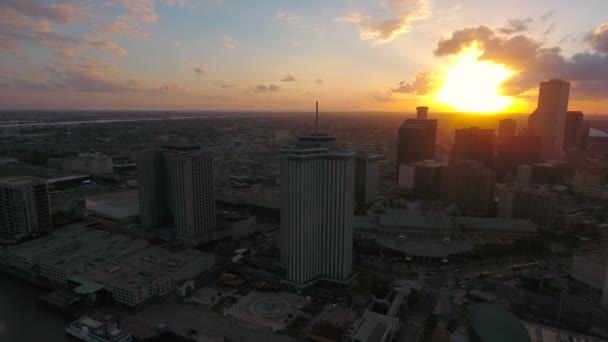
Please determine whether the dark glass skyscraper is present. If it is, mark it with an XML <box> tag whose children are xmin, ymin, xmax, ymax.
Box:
<box><xmin>498</xmin><ymin>118</ymin><xmax>517</xmax><ymax>146</ymax></box>
<box><xmin>396</xmin><ymin>107</ymin><xmax>437</xmax><ymax>168</ymax></box>
<box><xmin>451</xmin><ymin>127</ymin><xmax>496</xmax><ymax>168</ymax></box>
<box><xmin>563</xmin><ymin>111</ymin><xmax>585</xmax><ymax>150</ymax></box>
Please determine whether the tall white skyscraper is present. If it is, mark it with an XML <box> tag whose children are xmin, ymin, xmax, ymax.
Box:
<box><xmin>0</xmin><ymin>176</ymin><xmax>51</xmax><ymax>238</ymax></box>
<box><xmin>280</xmin><ymin>134</ymin><xmax>355</xmax><ymax>287</ymax></box>
<box><xmin>137</xmin><ymin>143</ymin><xmax>216</xmax><ymax>239</ymax></box>
<box><xmin>529</xmin><ymin>79</ymin><xmax>570</xmax><ymax>160</ymax></box>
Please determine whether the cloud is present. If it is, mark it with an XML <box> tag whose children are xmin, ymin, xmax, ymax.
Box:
<box><xmin>221</xmin><ymin>36</ymin><xmax>236</xmax><ymax>49</ymax></box>
<box><xmin>253</xmin><ymin>85</ymin><xmax>268</xmax><ymax>93</ymax></box>
<box><xmin>0</xmin><ymin>55</ymin><xmax>190</xmax><ymax>96</ymax></box>
<box><xmin>432</xmin><ymin>24</ymin><xmax>608</xmax><ymax>99</ymax></box>
<box><xmin>0</xmin><ymin>56</ymin><xmax>133</xmax><ymax>93</ymax></box>
<box><xmin>97</xmin><ymin>20</ymin><xmax>148</xmax><ymax>39</ymax></box>
<box><xmin>587</xmin><ymin>22</ymin><xmax>608</xmax><ymax>53</ymax></box>
<box><xmin>370</xmin><ymin>91</ymin><xmax>395</xmax><ymax>103</ymax></box>
<box><xmin>0</xmin><ymin>0</ymin><xmax>90</xmax><ymax>24</ymax></box>
<box><xmin>0</xmin><ymin>0</ymin><xmax>127</xmax><ymax>58</ymax></box>
<box><xmin>499</xmin><ymin>18</ymin><xmax>533</xmax><ymax>34</ymax></box>
<box><xmin>213</xmin><ymin>81</ymin><xmax>236</xmax><ymax>88</ymax></box>
<box><xmin>194</xmin><ymin>67</ymin><xmax>206</xmax><ymax>77</ymax></box>
<box><xmin>274</xmin><ymin>11</ymin><xmax>300</xmax><ymax>27</ymax></box>
<box><xmin>391</xmin><ymin>72</ymin><xmax>438</xmax><ymax>95</ymax></box>
<box><xmin>315</xmin><ymin>78</ymin><xmax>323</xmax><ymax>84</ymax></box>
<box><xmin>337</xmin><ymin>0</ymin><xmax>431</xmax><ymax>44</ymax></box>
<box><xmin>252</xmin><ymin>84</ymin><xmax>280</xmax><ymax>93</ymax></box>
<box><xmin>147</xmin><ymin>82</ymin><xmax>188</xmax><ymax>96</ymax></box>
<box><xmin>281</xmin><ymin>74</ymin><xmax>296</xmax><ymax>82</ymax></box>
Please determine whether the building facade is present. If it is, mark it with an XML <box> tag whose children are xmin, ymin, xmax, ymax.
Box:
<box><xmin>529</xmin><ymin>79</ymin><xmax>570</xmax><ymax>160</ymax></box>
<box><xmin>441</xmin><ymin>160</ymin><xmax>495</xmax><ymax>216</ymax></box>
<box><xmin>498</xmin><ymin>118</ymin><xmax>517</xmax><ymax>146</ymax></box>
<box><xmin>563</xmin><ymin>111</ymin><xmax>585</xmax><ymax>151</ymax></box>
<box><xmin>396</xmin><ymin>107</ymin><xmax>437</xmax><ymax>168</ymax></box>
<box><xmin>497</xmin><ymin>134</ymin><xmax>542</xmax><ymax>177</ymax></box>
<box><xmin>280</xmin><ymin>134</ymin><xmax>355</xmax><ymax>287</ymax></box>
<box><xmin>451</xmin><ymin>127</ymin><xmax>496</xmax><ymax>169</ymax></box>
<box><xmin>355</xmin><ymin>152</ymin><xmax>381</xmax><ymax>206</ymax></box>
<box><xmin>136</xmin><ymin>143</ymin><xmax>216</xmax><ymax>239</ymax></box>
<box><xmin>0</xmin><ymin>176</ymin><xmax>51</xmax><ymax>238</ymax></box>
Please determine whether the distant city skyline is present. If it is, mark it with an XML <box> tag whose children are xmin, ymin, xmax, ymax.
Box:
<box><xmin>1</xmin><ymin>1</ymin><xmax>608</xmax><ymax>113</ymax></box>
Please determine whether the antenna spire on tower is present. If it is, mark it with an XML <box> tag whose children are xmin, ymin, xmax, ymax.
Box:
<box><xmin>315</xmin><ymin>101</ymin><xmax>319</xmax><ymax>134</ymax></box>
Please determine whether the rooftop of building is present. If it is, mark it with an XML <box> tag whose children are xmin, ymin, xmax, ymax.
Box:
<box><xmin>349</xmin><ymin>311</ymin><xmax>398</xmax><ymax>342</ymax></box>
<box><xmin>455</xmin><ymin>217</ymin><xmax>538</xmax><ymax>233</ymax></box>
<box><xmin>377</xmin><ymin>239</ymin><xmax>475</xmax><ymax>258</ymax></box>
<box><xmin>470</xmin><ymin>304</ymin><xmax>531</xmax><ymax>342</ymax></box>
<box><xmin>86</xmin><ymin>191</ymin><xmax>139</xmax><ymax>207</ymax></box>
<box><xmin>589</xmin><ymin>128</ymin><xmax>608</xmax><ymax>138</ymax></box>
<box><xmin>0</xmin><ymin>161</ymin><xmax>86</xmax><ymax>181</ymax></box>
<box><xmin>378</xmin><ymin>208</ymin><xmax>454</xmax><ymax>230</ymax></box>
<box><xmin>7</xmin><ymin>221</ymin><xmax>214</xmax><ymax>292</ymax></box>
<box><xmin>0</xmin><ymin>175</ymin><xmax>46</xmax><ymax>187</ymax></box>
<box><xmin>573</xmin><ymin>249</ymin><xmax>607</xmax><ymax>266</ymax></box>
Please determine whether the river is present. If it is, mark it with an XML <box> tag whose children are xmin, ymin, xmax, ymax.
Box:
<box><xmin>0</xmin><ymin>276</ymin><xmax>72</xmax><ymax>342</ymax></box>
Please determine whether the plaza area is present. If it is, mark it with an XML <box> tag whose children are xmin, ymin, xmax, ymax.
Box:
<box><xmin>222</xmin><ymin>291</ymin><xmax>304</xmax><ymax>331</ymax></box>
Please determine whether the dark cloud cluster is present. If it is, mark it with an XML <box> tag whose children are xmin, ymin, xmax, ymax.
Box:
<box><xmin>499</xmin><ymin>18</ymin><xmax>533</xmax><ymax>34</ymax></box>
<box><xmin>432</xmin><ymin>23</ymin><xmax>608</xmax><ymax>99</ymax></box>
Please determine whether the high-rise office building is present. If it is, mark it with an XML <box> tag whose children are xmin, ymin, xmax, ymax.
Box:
<box><xmin>414</xmin><ymin>159</ymin><xmax>444</xmax><ymax>199</ymax></box>
<box><xmin>397</xmin><ymin>107</ymin><xmax>437</xmax><ymax>168</ymax></box>
<box><xmin>137</xmin><ymin>143</ymin><xmax>216</xmax><ymax>239</ymax></box>
<box><xmin>451</xmin><ymin>127</ymin><xmax>496</xmax><ymax>168</ymax></box>
<box><xmin>355</xmin><ymin>152</ymin><xmax>380</xmax><ymax>206</ymax></box>
<box><xmin>281</xmin><ymin>134</ymin><xmax>355</xmax><ymax>288</ymax></box>
<box><xmin>0</xmin><ymin>176</ymin><xmax>51</xmax><ymax>238</ymax></box>
<box><xmin>441</xmin><ymin>160</ymin><xmax>495</xmax><ymax>216</ymax></box>
<box><xmin>529</xmin><ymin>79</ymin><xmax>570</xmax><ymax>160</ymax></box>
<box><xmin>498</xmin><ymin>118</ymin><xmax>517</xmax><ymax>146</ymax></box>
<box><xmin>603</xmin><ymin>257</ymin><xmax>608</xmax><ymax>309</ymax></box>
<box><xmin>496</xmin><ymin>184</ymin><xmax>572</xmax><ymax>230</ymax></box>
<box><xmin>563</xmin><ymin>111</ymin><xmax>585</xmax><ymax>151</ymax></box>
<box><xmin>496</xmin><ymin>134</ymin><xmax>542</xmax><ymax>177</ymax></box>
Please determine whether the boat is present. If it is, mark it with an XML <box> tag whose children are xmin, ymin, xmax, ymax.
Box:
<box><xmin>65</xmin><ymin>316</ymin><xmax>132</xmax><ymax>342</ymax></box>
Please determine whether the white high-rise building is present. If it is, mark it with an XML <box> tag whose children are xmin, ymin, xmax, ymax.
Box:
<box><xmin>280</xmin><ymin>134</ymin><xmax>355</xmax><ymax>287</ymax></box>
<box><xmin>0</xmin><ymin>176</ymin><xmax>51</xmax><ymax>238</ymax></box>
<box><xmin>529</xmin><ymin>79</ymin><xmax>570</xmax><ymax>160</ymax></box>
<box><xmin>136</xmin><ymin>143</ymin><xmax>216</xmax><ymax>239</ymax></box>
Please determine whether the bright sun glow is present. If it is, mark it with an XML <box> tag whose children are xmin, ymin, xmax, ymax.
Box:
<box><xmin>436</xmin><ymin>46</ymin><xmax>514</xmax><ymax>114</ymax></box>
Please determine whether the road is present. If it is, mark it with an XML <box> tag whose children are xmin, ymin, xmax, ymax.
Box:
<box><xmin>136</xmin><ymin>299</ymin><xmax>298</xmax><ymax>342</ymax></box>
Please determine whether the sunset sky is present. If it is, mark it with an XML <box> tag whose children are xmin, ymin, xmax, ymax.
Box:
<box><xmin>1</xmin><ymin>0</ymin><xmax>608</xmax><ymax>113</ymax></box>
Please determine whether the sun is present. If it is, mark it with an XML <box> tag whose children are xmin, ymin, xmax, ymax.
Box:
<box><xmin>435</xmin><ymin>45</ymin><xmax>515</xmax><ymax>113</ymax></box>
